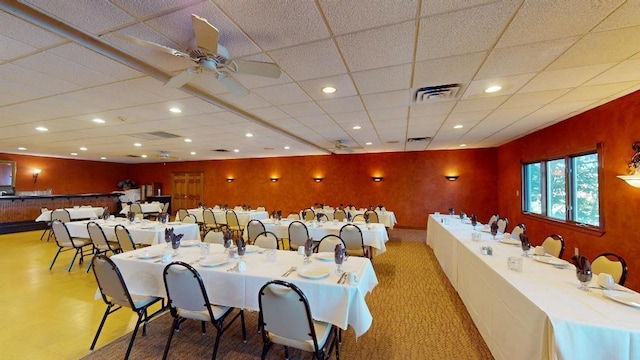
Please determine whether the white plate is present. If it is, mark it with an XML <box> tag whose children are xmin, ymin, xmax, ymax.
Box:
<box><xmin>603</xmin><ymin>290</ymin><xmax>640</xmax><ymax>309</ymax></box>
<box><xmin>135</xmin><ymin>251</ymin><xmax>163</xmax><ymax>259</ymax></box>
<box><xmin>298</xmin><ymin>265</ymin><xmax>331</xmax><ymax>279</ymax></box>
<box><xmin>533</xmin><ymin>255</ymin><xmax>569</xmax><ymax>267</ymax></box>
<box><xmin>316</xmin><ymin>252</ymin><xmax>334</xmax><ymax>261</ymax></box>
<box><xmin>199</xmin><ymin>255</ymin><xmax>228</xmax><ymax>267</ymax></box>
<box><xmin>500</xmin><ymin>238</ymin><xmax>520</xmax><ymax>245</ymax></box>
<box><xmin>244</xmin><ymin>245</ymin><xmax>260</xmax><ymax>253</ymax></box>
<box><xmin>180</xmin><ymin>240</ymin><xmax>200</xmax><ymax>247</ymax></box>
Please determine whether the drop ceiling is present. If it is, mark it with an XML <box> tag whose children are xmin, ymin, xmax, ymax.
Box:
<box><xmin>0</xmin><ymin>0</ymin><xmax>639</xmax><ymax>163</ymax></box>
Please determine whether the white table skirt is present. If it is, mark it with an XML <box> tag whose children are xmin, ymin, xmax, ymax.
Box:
<box><xmin>65</xmin><ymin>220</ymin><xmax>200</xmax><ymax>245</ymax></box>
<box><xmin>303</xmin><ymin>209</ymin><xmax>397</xmax><ymax>229</ymax></box>
<box><xmin>261</xmin><ymin>219</ymin><xmax>388</xmax><ymax>254</ymax></box>
<box><xmin>120</xmin><ymin>202</ymin><xmax>163</xmax><ymax>215</ymax></box>
<box><xmin>111</xmin><ymin>244</ymin><xmax>378</xmax><ymax>337</ymax></box>
<box><xmin>426</xmin><ymin>214</ymin><xmax>640</xmax><ymax>360</ymax></box>
<box><xmin>36</xmin><ymin>207</ymin><xmax>104</xmax><ymax>222</ymax></box>
<box><xmin>176</xmin><ymin>209</ymin><xmax>268</xmax><ymax>226</ymax></box>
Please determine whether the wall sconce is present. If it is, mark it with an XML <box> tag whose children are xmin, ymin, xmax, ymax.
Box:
<box><xmin>445</xmin><ymin>175</ymin><xmax>459</xmax><ymax>181</ymax></box>
<box><xmin>313</xmin><ymin>177</ymin><xmax>323</xmax><ymax>182</ymax></box>
<box><xmin>372</xmin><ymin>176</ymin><xmax>383</xmax><ymax>182</ymax></box>
<box><xmin>226</xmin><ymin>178</ymin><xmax>234</xmax><ymax>183</ymax></box>
<box><xmin>270</xmin><ymin>177</ymin><xmax>279</xmax><ymax>182</ymax></box>
<box><xmin>33</xmin><ymin>169</ymin><xmax>41</xmax><ymax>182</ymax></box>
<box><xmin>617</xmin><ymin>141</ymin><xmax>640</xmax><ymax>188</ymax></box>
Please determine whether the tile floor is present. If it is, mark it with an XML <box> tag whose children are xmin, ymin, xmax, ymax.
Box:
<box><xmin>0</xmin><ymin>230</ymin><xmax>160</xmax><ymax>359</ymax></box>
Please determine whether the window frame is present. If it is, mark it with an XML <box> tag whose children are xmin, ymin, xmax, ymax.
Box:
<box><xmin>521</xmin><ymin>143</ymin><xmax>605</xmax><ymax>236</ymax></box>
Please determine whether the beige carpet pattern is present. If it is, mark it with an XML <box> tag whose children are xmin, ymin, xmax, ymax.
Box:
<box><xmin>83</xmin><ymin>229</ymin><xmax>493</xmax><ymax>359</ymax></box>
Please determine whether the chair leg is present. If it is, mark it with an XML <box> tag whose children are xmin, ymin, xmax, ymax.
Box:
<box><xmin>90</xmin><ymin>304</ymin><xmax>112</xmax><ymax>351</ymax></box>
<box><xmin>67</xmin><ymin>248</ymin><xmax>80</xmax><ymax>272</ymax></box>
<box><xmin>211</xmin><ymin>325</ymin><xmax>223</xmax><ymax>360</ymax></box>
<box><xmin>201</xmin><ymin>321</ymin><xmax>206</xmax><ymax>335</ymax></box>
<box><xmin>162</xmin><ymin>317</ymin><xmax>180</xmax><ymax>360</ymax></box>
<box><xmin>40</xmin><ymin>227</ymin><xmax>49</xmax><ymax>241</ymax></box>
<box><xmin>260</xmin><ymin>342</ymin><xmax>272</xmax><ymax>360</ymax></box>
<box><xmin>240</xmin><ymin>309</ymin><xmax>247</xmax><ymax>343</ymax></box>
<box><xmin>124</xmin><ymin>311</ymin><xmax>146</xmax><ymax>360</ymax></box>
<box><xmin>49</xmin><ymin>248</ymin><xmax>62</xmax><ymax>270</ymax></box>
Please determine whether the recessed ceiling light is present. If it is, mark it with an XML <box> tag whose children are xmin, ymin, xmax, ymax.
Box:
<box><xmin>100</xmin><ymin>156</ymin><xmax>107</xmax><ymax>160</ymax></box>
<box><xmin>79</xmin><ymin>147</ymin><xmax>88</xmax><ymax>151</ymax></box>
<box><xmin>352</xmin><ymin>125</ymin><xmax>361</xmax><ymax>130</ymax></box>
<box><xmin>233</xmin><ymin>149</ymin><xmax>239</xmax><ymax>153</ymax></box>
<box><xmin>245</xmin><ymin>133</ymin><xmax>253</xmax><ymax>137</ymax></box>
<box><xmin>70</xmin><ymin>152</ymin><xmax>78</xmax><ymax>156</ymax></box>
<box><xmin>92</xmin><ymin>118</ymin><xmax>105</xmax><ymax>124</ymax></box>
<box><xmin>134</xmin><ymin>143</ymin><xmax>142</xmax><ymax>147</ymax></box>
<box><xmin>485</xmin><ymin>85</ymin><xmax>502</xmax><ymax>93</ymax></box>
<box><xmin>169</xmin><ymin>107</ymin><xmax>182</xmax><ymax>113</ymax></box>
<box><xmin>284</xmin><ymin>146</ymin><xmax>290</xmax><ymax>150</ymax></box>
<box><xmin>322</xmin><ymin>86</ymin><xmax>336</xmax><ymax>94</ymax></box>
<box><xmin>365</xmin><ymin>142</ymin><xmax>372</xmax><ymax>145</ymax></box>
<box><xmin>453</xmin><ymin>124</ymin><xmax>463</xmax><ymax>129</ymax></box>
<box><xmin>141</xmin><ymin>154</ymin><xmax>148</xmax><ymax>158</ymax></box>
<box><xmin>18</xmin><ymin>147</ymin><xmax>27</xmax><ymax>151</ymax></box>
<box><xmin>36</xmin><ymin>126</ymin><xmax>48</xmax><ymax>132</ymax></box>
<box><xmin>190</xmin><ymin>151</ymin><xmax>196</xmax><ymax>155</ymax></box>
<box><xmin>459</xmin><ymin>144</ymin><xmax>467</xmax><ymax>147</ymax></box>
<box><xmin>184</xmin><ymin>138</ymin><xmax>192</xmax><ymax>143</ymax></box>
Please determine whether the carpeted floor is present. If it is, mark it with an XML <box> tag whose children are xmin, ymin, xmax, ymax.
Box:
<box><xmin>83</xmin><ymin>229</ymin><xmax>493</xmax><ymax>359</ymax></box>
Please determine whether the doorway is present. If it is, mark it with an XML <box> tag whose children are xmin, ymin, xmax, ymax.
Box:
<box><xmin>171</xmin><ymin>172</ymin><xmax>204</xmax><ymax>210</ymax></box>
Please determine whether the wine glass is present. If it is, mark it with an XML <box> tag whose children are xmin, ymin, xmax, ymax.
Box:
<box><xmin>490</xmin><ymin>222</ymin><xmax>498</xmax><ymax>240</ymax></box>
<box><xmin>237</xmin><ymin>244</ymin><xmax>246</xmax><ymax>260</ymax></box>
<box><xmin>334</xmin><ymin>246</ymin><xmax>345</xmax><ymax>274</ymax></box>
<box><xmin>224</xmin><ymin>238</ymin><xmax>232</xmax><ymax>256</ymax></box>
<box><xmin>470</xmin><ymin>214</ymin><xmax>477</xmax><ymax>229</ymax></box>
<box><xmin>304</xmin><ymin>244</ymin><xmax>313</xmax><ymax>264</ymax></box>
<box><xmin>576</xmin><ymin>268</ymin><xmax>593</xmax><ymax>291</ymax></box>
<box><xmin>171</xmin><ymin>238</ymin><xmax>180</xmax><ymax>256</ymax></box>
<box><xmin>519</xmin><ymin>234</ymin><xmax>531</xmax><ymax>257</ymax></box>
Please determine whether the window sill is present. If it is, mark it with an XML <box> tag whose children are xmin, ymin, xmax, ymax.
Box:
<box><xmin>521</xmin><ymin>212</ymin><xmax>605</xmax><ymax>237</ymax></box>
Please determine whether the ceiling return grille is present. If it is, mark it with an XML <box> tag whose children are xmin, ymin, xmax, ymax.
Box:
<box><xmin>414</xmin><ymin>84</ymin><xmax>460</xmax><ymax>104</ymax></box>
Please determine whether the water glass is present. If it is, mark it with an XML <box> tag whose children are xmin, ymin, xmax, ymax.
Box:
<box><xmin>507</xmin><ymin>256</ymin><xmax>523</xmax><ymax>272</ymax></box>
<box><xmin>200</xmin><ymin>242</ymin><xmax>210</xmax><ymax>259</ymax></box>
<box><xmin>265</xmin><ymin>249</ymin><xmax>277</xmax><ymax>263</ymax></box>
<box><xmin>471</xmin><ymin>232</ymin><xmax>482</xmax><ymax>242</ymax></box>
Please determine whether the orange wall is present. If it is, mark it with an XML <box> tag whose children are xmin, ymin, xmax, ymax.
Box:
<box><xmin>0</xmin><ymin>153</ymin><xmax>132</xmax><ymax>194</ymax></box>
<box><xmin>497</xmin><ymin>90</ymin><xmax>640</xmax><ymax>290</ymax></box>
<box><xmin>132</xmin><ymin>149</ymin><xmax>498</xmax><ymax>229</ymax></box>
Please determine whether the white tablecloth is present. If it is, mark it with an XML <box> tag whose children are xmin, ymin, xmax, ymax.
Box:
<box><xmin>426</xmin><ymin>214</ymin><xmax>640</xmax><ymax>360</ymax></box>
<box><xmin>120</xmin><ymin>202</ymin><xmax>163</xmax><ymax>215</ymax></box>
<box><xmin>111</xmin><ymin>244</ymin><xmax>378</xmax><ymax>337</ymax></box>
<box><xmin>304</xmin><ymin>209</ymin><xmax>397</xmax><ymax>229</ymax></box>
<box><xmin>65</xmin><ymin>220</ymin><xmax>200</xmax><ymax>245</ymax></box>
<box><xmin>176</xmin><ymin>209</ymin><xmax>268</xmax><ymax>226</ymax></box>
<box><xmin>262</xmin><ymin>219</ymin><xmax>388</xmax><ymax>254</ymax></box>
<box><xmin>36</xmin><ymin>207</ymin><xmax>104</xmax><ymax>222</ymax></box>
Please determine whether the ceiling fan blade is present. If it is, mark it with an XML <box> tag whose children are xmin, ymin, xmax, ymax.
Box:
<box><xmin>114</xmin><ymin>33</ymin><xmax>193</xmax><ymax>60</ymax></box>
<box><xmin>217</xmin><ymin>72</ymin><xmax>250</xmax><ymax>96</ymax></box>
<box><xmin>191</xmin><ymin>14</ymin><xmax>219</xmax><ymax>54</ymax></box>
<box><xmin>229</xmin><ymin>59</ymin><xmax>281</xmax><ymax>78</ymax></box>
<box><xmin>164</xmin><ymin>67</ymin><xmax>199</xmax><ymax>88</ymax></box>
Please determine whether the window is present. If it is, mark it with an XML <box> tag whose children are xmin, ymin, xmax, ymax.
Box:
<box><xmin>522</xmin><ymin>147</ymin><xmax>602</xmax><ymax>229</ymax></box>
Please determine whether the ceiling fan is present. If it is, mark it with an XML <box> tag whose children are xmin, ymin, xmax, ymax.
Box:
<box><xmin>115</xmin><ymin>14</ymin><xmax>281</xmax><ymax>96</ymax></box>
<box><xmin>331</xmin><ymin>140</ymin><xmax>361</xmax><ymax>154</ymax></box>
<box><xmin>153</xmin><ymin>151</ymin><xmax>180</xmax><ymax>161</ymax></box>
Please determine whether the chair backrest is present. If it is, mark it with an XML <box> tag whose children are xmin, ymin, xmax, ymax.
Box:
<box><xmin>339</xmin><ymin>224</ymin><xmax>365</xmax><ymax>256</ymax></box>
<box><xmin>316</xmin><ymin>213</ymin><xmax>329</xmax><ymax>222</ymax></box>
<box><xmin>176</xmin><ymin>208</ymin><xmax>189</xmax><ymax>221</ymax></box>
<box><xmin>352</xmin><ymin>214</ymin><xmax>365</xmax><ymax>222</ymax></box>
<box><xmin>288</xmin><ymin>221</ymin><xmax>309</xmax><ymax>250</ymax></box>
<box><xmin>203</xmin><ymin>229</ymin><xmax>224</xmax><ymax>244</ymax></box>
<box><xmin>364</xmin><ymin>210</ymin><xmax>379</xmax><ymax>223</ymax></box>
<box><xmin>182</xmin><ymin>214</ymin><xmax>197</xmax><ymax>224</ymax></box>
<box><xmin>287</xmin><ymin>212</ymin><xmax>300</xmax><ymax>220</ymax></box>
<box><xmin>226</xmin><ymin>210</ymin><xmax>240</xmax><ymax>227</ymax></box>
<box><xmin>488</xmin><ymin>214</ymin><xmax>499</xmax><ymax>226</ymax></box>
<box><xmin>256</xmin><ymin>206</ymin><xmax>266</xmax><ymax>212</ymax></box>
<box><xmin>92</xmin><ymin>255</ymin><xmax>135</xmax><ymax>308</ymax></box>
<box><xmin>129</xmin><ymin>203</ymin><xmax>142</xmax><ymax>214</ymax></box>
<box><xmin>259</xmin><ymin>280</ymin><xmax>320</xmax><ymax>349</ymax></box>
<box><xmin>317</xmin><ymin>235</ymin><xmax>346</xmax><ymax>253</ymax></box>
<box><xmin>51</xmin><ymin>220</ymin><xmax>74</xmax><ymax>247</ymax></box>
<box><xmin>333</xmin><ymin>209</ymin><xmax>347</xmax><ymax>222</ymax></box>
<box><xmin>114</xmin><ymin>224</ymin><xmax>136</xmax><ymax>252</ymax></box>
<box><xmin>302</xmin><ymin>208</ymin><xmax>315</xmax><ymax>221</ymax></box>
<box><xmin>254</xmin><ymin>231</ymin><xmax>279</xmax><ymax>249</ymax></box>
<box><xmin>496</xmin><ymin>217</ymin><xmax>508</xmax><ymax>233</ymax></box>
<box><xmin>203</xmin><ymin>208</ymin><xmax>217</xmax><ymax>226</ymax></box>
<box><xmin>164</xmin><ymin>262</ymin><xmax>213</xmax><ymax>314</ymax></box>
<box><xmin>246</xmin><ymin>219</ymin><xmax>266</xmax><ymax>244</ymax></box>
<box><xmin>592</xmin><ymin>253</ymin><xmax>628</xmax><ymax>285</ymax></box>
<box><xmin>87</xmin><ymin>221</ymin><xmax>113</xmax><ymax>251</ymax></box>
<box><xmin>541</xmin><ymin>234</ymin><xmax>564</xmax><ymax>258</ymax></box>
<box><xmin>52</xmin><ymin>209</ymin><xmax>71</xmax><ymax>223</ymax></box>
<box><xmin>510</xmin><ymin>223</ymin><xmax>526</xmax><ymax>240</ymax></box>
<box><xmin>161</xmin><ymin>202</ymin><xmax>170</xmax><ymax>213</ymax></box>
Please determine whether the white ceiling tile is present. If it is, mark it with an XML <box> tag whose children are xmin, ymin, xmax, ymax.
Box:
<box><xmin>330</xmin><ymin>111</ymin><xmax>370</xmax><ymax>125</ymax></box>
<box><xmin>368</xmin><ymin>107</ymin><xmax>408</xmax><ymax>122</ymax></box>
<box><xmin>321</xmin><ymin>0</ymin><xmax>418</xmax><ymax>35</ymax></box>
<box><xmin>413</xmin><ymin>52</ymin><xmax>486</xmax><ymax>87</ymax></box>
<box><xmin>317</xmin><ymin>96</ymin><xmax>364</xmax><ymax>114</ymax></box>
<box><xmin>352</xmin><ymin>63</ymin><xmax>412</xmax><ymax>95</ymax></box>
<box><xmin>218</xmin><ymin>92</ymin><xmax>272</xmax><ymax>110</ymax></box>
<box><xmin>0</xmin><ymin>34</ymin><xmax>37</xmax><ymax>61</ymax></box>
<box><xmin>554</xmin><ymin>82</ymin><xmax>640</xmax><ymax>104</ymax></box>
<box><xmin>500</xmin><ymin>89</ymin><xmax>571</xmax><ymax>109</ymax></box>
<box><xmin>279</xmin><ymin>102</ymin><xmax>325</xmax><ymax>118</ymax></box>
<box><xmin>421</xmin><ymin>0</ymin><xmax>500</xmax><ymax>16</ymax></box>
<box><xmin>250</xmin><ymin>107</ymin><xmax>291</xmax><ymax>121</ymax></box>
<box><xmin>252</xmin><ymin>83</ymin><xmax>311</xmax><ymax>106</ymax></box>
<box><xmin>443</xmin><ymin>110</ymin><xmax>491</xmax><ymax>125</ymax></box>
<box><xmin>416</xmin><ymin>1</ymin><xmax>519</xmax><ymax>60</ymax></box>
<box><xmin>520</xmin><ymin>64</ymin><xmax>614</xmax><ymax>93</ymax></box>
<box><xmin>453</xmin><ymin>96</ymin><xmax>509</xmax><ymax>113</ymax></box>
<box><xmin>496</xmin><ymin>0</ymin><xmax>622</xmax><ymax>48</ymax></box>
<box><xmin>269</xmin><ymin>39</ymin><xmax>346</xmax><ymax>81</ymax></box>
<box><xmin>23</xmin><ymin>0</ymin><xmax>134</xmax><ymax>33</ymax></box>
<box><xmin>336</xmin><ymin>21</ymin><xmax>415</xmax><ymax>72</ymax></box>
<box><xmin>463</xmin><ymin>73</ymin><xmax>535</xmax><ymax>99</ymax></box>
<box><xmin>409</xmin><ymin>101</ymin><xmax>456</xmax><ymax>118</ymax></box>
<box><xmin>584</xmin><ymin>59</ymin><xmax>640</xmax><ymax>86</ymax></box>
<box><xmin>595</xmin><ymin>0</ymin><xmax>640</xmax><ymax>31</ymax></box>
<box><xmin>361</xmin><ymin>90</ymin><xmax>412</xmax><ymax>110</ymax></box>
<box><xmin>15</xmin><ymin>51</ymin><xmax>114</xmax><ymax>87</ymax></box>
<box><xmin>298</xmin><ymin>74</ymin><xmax>357</xmax><ymax>101</ymax></box>
<box><xmin>0</xmin><ymin>11</ymin><xmax>65</xmax><ymax>48</ymax></box>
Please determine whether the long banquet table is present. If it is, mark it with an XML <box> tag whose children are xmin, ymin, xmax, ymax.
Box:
<box><xmin>426</xmin><ymin>214</ymin><xmax>640</xmax><ymax>360</ymax></box>
<box><xmin>65</xmin><ymin>219</ymin><xmax>200</xmax><ymax>245</ymax></box>
<box><xmin>36</xmin><ymin>206</ymin><xmax>104</xmax><ymax>222</ymax></box>
<box><xmin>111</xmin><ymin>243</ymin><xmax>378</xmax><ymax>337</ymax></box>
<box><xmin>262</xmin><ymin>218</ymin><xmax>389</xmax><ymax>255</ymax></box>
<box><xmin>305</xmin><ymin>209</ymin><xmax>397</xmax><ymax>229</ymax></box>
<box><xmin>120</xmin><ymin>202</ymin><xmax>163</xmax><ymax>215</ymax></box>
<box><xmin>176</xmin><ymin>208</ymin><xmax>268</xmax><ymax>226</ymax></box>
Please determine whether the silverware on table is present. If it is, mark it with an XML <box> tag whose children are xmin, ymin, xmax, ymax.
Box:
<box><xmin>337</xmin><ymin>272</ymin><xmax>347</xmax><ymax>284</ymax></box>
<box><xmin>282</xmin><ymin>266</ymin><xmax>297</xmax><ymax>277</ymax></box>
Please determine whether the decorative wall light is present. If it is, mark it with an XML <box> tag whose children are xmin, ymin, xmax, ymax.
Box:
<box><xmin>226</xmin><ymin>178</ymin><xmax>234</xmax><ymax>183</ymax></box>
<box><xmin>270</xmin><ymin>177</ymin><xmax>279</xmax><ymax>182</ymax></box>
<box><xmin>617</xmin><ymin>141</ymin><xmax>640</xmax><ymax>188</ymax></box>
<box><xmin>313</xmin><ymin>177</ymin><xmax>323</xmax><ymax>182</ymax></box>
<box><xmin>372</xmin><ymin>176</ymin><xmax>383</xmax><ymax>182</ymax></box>
<box><xmin>33</xmin><ymin>169</ymin><xmax>41</xmax><ymax>182</ymax></box>
<box><xmin>445</xmin><ymin>175</ymin><xmax>459</xmax><ymax>181</ymax></box>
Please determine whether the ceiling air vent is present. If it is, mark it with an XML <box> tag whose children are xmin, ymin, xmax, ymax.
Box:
<box><xmin>130</xmin><ymin>131</ymin><xmax>181</xmax><ymax>140</ymax></box>
<box><xmin>126</xmin><ymin>154</ymin><xmax>140</xmax><ymax>158</ymax></box>
<box><xmin>212</xmin><ymin>149</ymin><xmax>229</xmax><ymax>152</ymax></box>
<box><xmin>414</xmin><ymin>84</ymin><xmax>460</xmax><ymax>104</ymax></box>
<box><xmin>407</xmin><ymin>137</ymin><xmax>432</xmax><ymax>143</ymax></box>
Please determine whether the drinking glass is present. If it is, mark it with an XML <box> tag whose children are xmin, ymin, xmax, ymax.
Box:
<box><xmin>237</xmin><ymin>244</ymin><xmax>246</xmax><ymax>260</ymax></box>
<box><xmin>520</xmin><ymin>237</ymin><xmax>531</xmax><ymax>257</ymax></box>
<box><xmin>199</xmin><ymin>242</ymin><xmax>210</xmax><ymax>260</ymax></box>
<box><xmin>334</xmin><ymin>248</ymin><xmax>345</xmax><ymax>274</ymax></box>
<box><xmin>490</xmin><ymin>225</ymin><xmax>498</xmax><ymax>240</ymax></box>
<box><xmin>224</xmin><ymin>238</ymin><xmax>232</xmax><ymax>256</ymax></box>
<box><xmin>576</xmin><ymin>268</ymin><xmax>593</xmax><ymax>291</ymax></box>
<box><xmin>304</xmin><ymin>245</ymin><xmax>313</xmax><ymax>264</ymax></box>
<box><xmin>171</xmin><ymin>239</ymin><xmax>180</xmax><ymax>256</ymax></box>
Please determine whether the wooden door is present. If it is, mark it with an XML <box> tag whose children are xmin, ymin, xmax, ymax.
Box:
<box><xmin>171</xmin><ymin>172</ymin><xmax>204</xmax><ymax>211</ymax></box>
